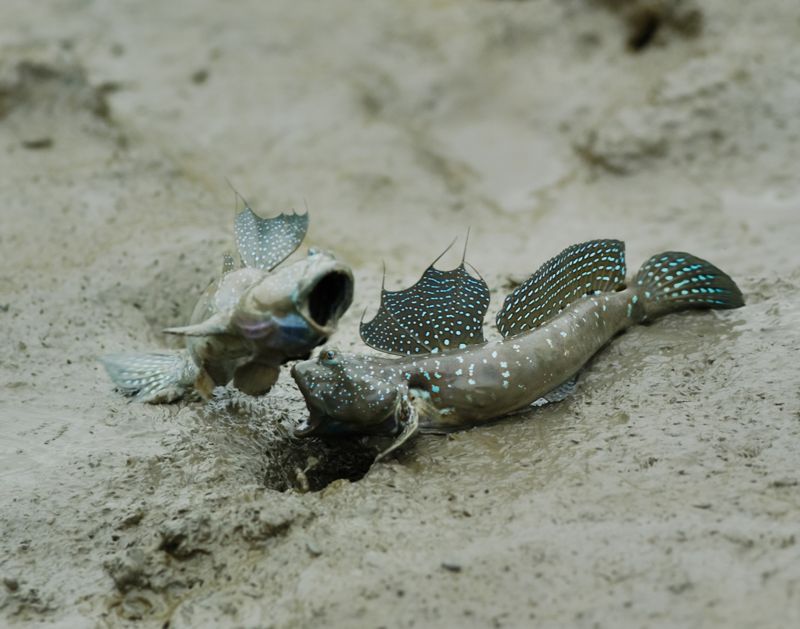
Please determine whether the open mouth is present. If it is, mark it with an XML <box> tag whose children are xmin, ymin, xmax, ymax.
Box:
<box><xmin>306</xmin><ymin>270</ymin><xmax>354</xmax><ymax>329</ymax></box>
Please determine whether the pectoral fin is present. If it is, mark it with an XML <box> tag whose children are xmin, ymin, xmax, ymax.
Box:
<box><xmin>531</xmin><ymin>375</ymin><xmax>578</xmax><ymax>407</ymax></box>
<box><xmin>164</xmin><ymin>313</ymin><xmax>230</xmax><ymax>337</ymax></box>
<box><xmin>374</xmin><ymin>390</ymin><xmax>426</xmax><ymax>462</ymax></box>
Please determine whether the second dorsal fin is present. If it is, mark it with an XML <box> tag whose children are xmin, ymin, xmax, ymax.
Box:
<box><xmin>496</xmin><ymin>239</ymin><xmax>626</xmax><ymax>338</ymax></box>
<box><xmin>360</xmin><ymin>246</ymin><xmax>490</xmax><ymax>356</ymax></box>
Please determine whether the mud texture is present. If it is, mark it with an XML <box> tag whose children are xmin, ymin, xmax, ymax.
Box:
<box><xmin>1</xmin><ymin>1</ymin><xmax>799</xmax><ymax>627</ymax></box>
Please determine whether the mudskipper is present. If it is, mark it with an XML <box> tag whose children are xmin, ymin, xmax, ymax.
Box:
<box><xmin>102</xmin><ymin>202</ymin><xmax>353</xmax><ymax>402</ymax></box>
<box><xmin>291</xmin><ymin>239</ymin><xmax>743</xmax><ymax>458</ymax></box>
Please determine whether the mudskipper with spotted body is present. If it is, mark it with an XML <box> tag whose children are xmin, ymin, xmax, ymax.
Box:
<box><xmin>102</xmin><ymin>202</ymin><xmax>354</xmax><ymax>402</ymax></box>
<box><xmin>291</xmin><ymin>239</ymin><xmax>744</xmax><ymax>458</ymax></box>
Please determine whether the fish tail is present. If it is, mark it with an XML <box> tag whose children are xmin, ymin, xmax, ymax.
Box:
<box><xmin>100</xmin><ymin>351</ymin><xmax>199</xmax><ymax>403</ymax></box>
<box><xmin>634</xmin><ymin>251</ymin><xmax>744</xmax><ymax>320</ymax></box>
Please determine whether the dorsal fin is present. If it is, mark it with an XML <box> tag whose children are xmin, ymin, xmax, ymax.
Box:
<box><xmin>496</xmin><ymin>239</ymin><xmax>626</xmax><ymax>338</ymax></box>
<box><xmin>360</xmin><ymin>246</ymin><xmax>490</xmax><ymax>356</ymax></box>
<box><xmin>234</xmin><ymin>206</ymin><xmax>309</xmax><ymax>271</ymax></box>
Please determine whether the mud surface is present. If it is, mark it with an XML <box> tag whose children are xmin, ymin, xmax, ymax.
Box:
<box><xmin>1</xmin><ymin>1</ymin><xmax>799</xmax><ymax>627</ymax></box>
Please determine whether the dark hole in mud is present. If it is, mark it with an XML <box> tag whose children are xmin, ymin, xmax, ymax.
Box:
<box><xmin>263</xmin><ymin>436</ymin><xmax>377</xmax><ymax>493</ymax></box>
<box><xmin>626</xmin><ymin>8</ymin><xmax>661</xmax><ymax>51</ymax></box>
<box><xmin>308</xmin><ymin>271</ymin><xmax>353</xmax><ymax>327</ymax></box>
<box><xmin>206</xmin><ymin>395</ymin><xmax>377</xmax><ymax>493</ymax></box>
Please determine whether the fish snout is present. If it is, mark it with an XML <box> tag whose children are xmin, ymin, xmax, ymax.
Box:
<box><xmin>291</xmin><ymin>360</ymin><xmax>327</xmax><ymax>436</ymax></box>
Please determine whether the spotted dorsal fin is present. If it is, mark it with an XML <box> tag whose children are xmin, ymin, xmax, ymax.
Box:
<box><xmin>496</xmin><ymin>239</ymin><xmax>626</xmax><ymax>338</ymax></box>
<box><xmin>234</xmin><ymin>206</ymin><xmax>309</xmax><ymax>271</ymax></box>
<box><xmin>360</xmin><ymin>248</ymin><xmax>490</xmax><ymax>356</ymax></box>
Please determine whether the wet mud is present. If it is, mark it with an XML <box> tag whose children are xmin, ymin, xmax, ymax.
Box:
<box><xmin>1</xmin><ymin>1</ymin><xmax>799</xmax><ymax>627</ymax></box>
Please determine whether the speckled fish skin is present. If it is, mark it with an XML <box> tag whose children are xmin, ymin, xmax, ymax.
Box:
<box><xmin>101</xmin><ymin>206</ymin><xmax>354</xmax><ymax>403</ymax></box>
<box><xmin>292</xmin><ymin>289</ymin><xmax>639</xmax><ymax>434</ymax></box>
<box><xmin>291</xmin><ymin>240</ymin><xmax>744</xmax><ymax>441</ymax></box>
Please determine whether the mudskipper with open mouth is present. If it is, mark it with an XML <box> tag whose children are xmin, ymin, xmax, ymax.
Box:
<box><xmin>102</xmin><ymin>201</ymin><xmax>354</xmax><ymax>402</ymax></box>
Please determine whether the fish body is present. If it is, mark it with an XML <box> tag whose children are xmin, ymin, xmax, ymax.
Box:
<box><xmin>102</xmin><ymin>205</ymin><xmax>354</xmax><ymax>402</ymax></box>
<box><xmin>291</xmin><ymin>240</ymin><xmax>743</xmax><ymax>453</ymax></box>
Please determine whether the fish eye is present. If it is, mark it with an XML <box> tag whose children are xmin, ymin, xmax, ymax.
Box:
<box><xmin>320</xmin><ymin>348</ymin><xmax>338</xmax><ymax>365</ymax></box>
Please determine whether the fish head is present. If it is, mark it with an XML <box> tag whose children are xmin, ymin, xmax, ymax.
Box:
<box><xmin>291</xmin><ymin>348</ymin><xmax>404</xmax><ymax>436</ymax></box>
<box><xmin>234</xmin><ymin>250</ymin><xmax>354</xmax><ymax>359</ymax></box>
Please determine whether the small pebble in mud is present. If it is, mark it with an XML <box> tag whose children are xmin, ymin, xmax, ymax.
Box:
<box><xmin>22</xmin><ymin>137</ymin><xmax>53</xmax><ymax>150</ymax></box>
<box><xmin>770</xmin><ymin>478</ymin><xmax>798</xmax><ymax>488</ymax></box>
<box><xmin>591</xmin><ymin>0</ymin><xmax>703</xmax><ymax>52</ymax></box>
<box><xmin>3</xmin><ymin>577</ymin><xmax>19</xmax><ymax>592</ymax></box>
<box><xmin>306</xmin><ymin>540</ymin><xmax>322</xmax><ymax>557</ymax></box>
<box><xmin>191</xmin><ymin>68</ymin><xmax>209</xmax><ymax>84</ymax></box>
<box><xmin>116</xmin><ymin>509</ymin><xmax>145</xmax><ymax>529</ymax></box>
<box><xmin>441</xmin><ymin>561</ymin><xmax>462</xmax><ymax>573</ymax></box>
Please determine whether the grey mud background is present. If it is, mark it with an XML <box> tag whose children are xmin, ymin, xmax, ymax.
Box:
<box><xmin>1</xmin><ymin>1</ymin><xmax>799</xmax><ymax>627</ymax></box>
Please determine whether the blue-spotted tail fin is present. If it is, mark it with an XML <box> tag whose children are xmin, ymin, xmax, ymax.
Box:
<box><xmin>100</xmin><ymin>351</ymin><xmax>199</xmax><ymax>403</ymax></box>
<box><xmin>496</xmin><ymin>239</ymin><xmax>626</xmax><ymax>338</ymax></box>
<box><xmin>635</xmin><ymin>252</ymin><xmax>744</xmax><ymax>320</ymax></box>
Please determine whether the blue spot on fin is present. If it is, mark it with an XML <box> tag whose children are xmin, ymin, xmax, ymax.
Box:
<box><xmin>496</xmin><ymin>239</ymin><xmax>626</xmax><ymax>338</ymax></box>
<box><xmin>360</xmin><ymin>249</ymin><xmax>490</xmax><ymax>356</ymax></box>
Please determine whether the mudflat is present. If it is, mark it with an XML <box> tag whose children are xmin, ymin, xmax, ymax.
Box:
<box><xmin>1</xmin><ymin>1</ymin><xmax>798</xmax><ymax>627</ymax></box>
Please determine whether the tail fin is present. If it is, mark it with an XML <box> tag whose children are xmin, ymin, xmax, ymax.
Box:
<box><xmin>100</xmin><ymin>351</ymin><xmax>198</xmax><ymax>403</ymax></box>
<box><xmin>635</xmin><ymin>251</ymin><xmax>744</xmax><ymax>320</ymax></box>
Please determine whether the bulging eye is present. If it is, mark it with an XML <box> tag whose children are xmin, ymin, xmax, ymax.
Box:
<box><xmin>320</xmin><ymin>348</ymin><xmax>338</xmax><ymax>365</ymax></box>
